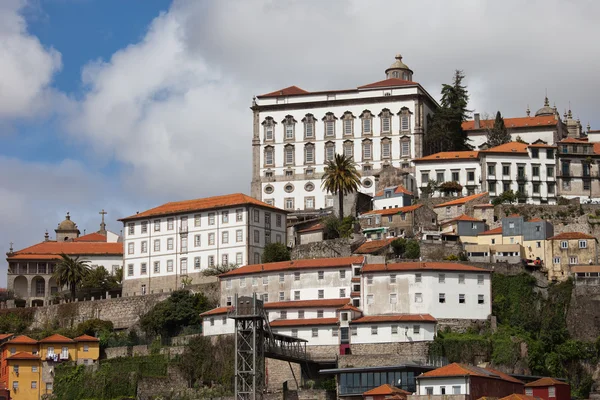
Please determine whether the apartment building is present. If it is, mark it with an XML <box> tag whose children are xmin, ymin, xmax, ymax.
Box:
<box><xmin>544</xmin><ymin>232</ymin><xmax>598</xmax><ymax>281</ymax></box>
<box><xmin>556</xmin><ymin>138</ymin><xmax>600</xmax><ymax>201</ymax></box>
<box><xmin>358</xmin><ymin>204</ymin><xmax>438</xmax><ymax>238</ymax></box>
<box><xmin>373</xmin><ymin>185</ymin><xmax>414</xmax><ymax>210</ymax></box>
<box><xmin>432</xmin><ymin>193</ymin><xmax>489</xmax><ymax>223</ymax></box>
<box><xmin>119</xmin><ymin>193</ymin><xmax>287</xmax><ymax>296</ymax></box>
<box><xmin>250</xmin><ymin>54</ymin><xmax>439</xmax><ymax>211</ymax></box>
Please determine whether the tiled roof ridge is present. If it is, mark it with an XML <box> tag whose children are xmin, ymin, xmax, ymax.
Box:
<box><xmin>219</xmin><ymin>256</ymin><xmax>365</xmax><ymax>277</ymax></box>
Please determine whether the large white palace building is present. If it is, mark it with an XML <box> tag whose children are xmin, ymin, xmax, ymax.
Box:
<box><xmin>250</xmin><ymin>55</ymin><xmax>439</xmax><ymax>212</ymax></box>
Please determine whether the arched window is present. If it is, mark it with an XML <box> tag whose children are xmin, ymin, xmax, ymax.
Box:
<box><xmin>342</xmin><ymin>111</ymin><xmax>355</xmax><ymax>137</ymax></box>
<box><xmin>284</xmin><ymin>144</ymin><xmax>295</xmax><ymax>166</ymax></box>
<box><xmin>264</xmin><ymin>146</ymin><xmax>274</xmax><ymax>166</ymax></box>
<box><xmin>360</xmin><ymin>110</ymin><xmax>374</xmax><ymax>136</ymax></box>
<box><xmin>322</xmin><ymin>112</ymin><xmax>338</xmax><ymax>138</ymax></box>
<box><xmin>262</xmin><ymin>117</ymin><xmax>276</xmax><ymax>142</ymax></box>
<box><xmin>302</xmin><ymin>114</ymin><xmax>315</xmax><ymax>139</ymax></box>
<box><xmin>282</xmin><ymin>115</ymin><xmax>297</xmax><ymax>141</ymax></box>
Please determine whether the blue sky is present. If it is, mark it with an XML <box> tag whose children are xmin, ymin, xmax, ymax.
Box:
<box><xmin>2</xmin><ymin>0</ymin><xmax>600</xmax><ymax>287</ymax></box>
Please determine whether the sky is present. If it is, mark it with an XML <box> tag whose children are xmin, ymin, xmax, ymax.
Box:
<box><xmin>1</xmin><ymin>0</ymin><xmax>599</xmax><ymax>286</ymax></box>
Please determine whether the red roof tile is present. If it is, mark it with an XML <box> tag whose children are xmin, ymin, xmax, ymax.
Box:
<box><xmin>200</xmin><ymin>306</ymin><xmax>232</xmax><ymax>317</ymax></box>
<box><xmin>594</xmin><ymin>143</ymin><xmax>600</xmax><ymax>155</ymax></box>
<box><xmin>363</xmin><ymin>262</ymin><xmax>489</xmax><ymax>273</ymax></box>
<box><xmin>479</xmin><ymin>227</ymin><xmax>503</xmax><ymax>236</ymax></box>
<box><xmin>6</xmin><ymin>352</ymin><xmax>40</xmax><ymax>360</ymax></box>
<box><xmin>120</xmin><ymin>193</ymin><xmax>284</xmax><ymax>221</ymax></box>
<box><xmin>375</xmin><ymin>185</ymin><xmax>413</xmax><ymax>197</ymax></box>
<box><xmin>362</xmin><ymin>204</ymin><xmax>422</xmax><ymax>216</ymax></box>
<box><xmin>413</xmin><ymin>151</ymin><xmax>479</xmax><ymax>162</ymax></box>
<box><xmin>548</xmin><ymin>232</ymin><xmax>596</xmax><ymax>240</ymax></box>
<box><xmin>434</xmin><ymin>193</ymin><xmax>488</xmax><ymax>208</ymax></box>
<box><xmin>352</xmin><ymin>314</ymin><xmax>436</xmax><ymax>323</ymax></box>
<box><xmin>219</xmin><ymin>256</ymin><xmax>364</xmax><ymax>277</ymax></box>
<box><xmin>338</xmin><ymin>303</ymin><xmax>361</xmax><ymax>312</ymax></box>
<box><xmin>8</xmin><ymin>241</ymin><xmax>122</xmax><ymax>260</ymax></box>
<box><xmin>363</xmin><ymin>384</ymin><xmax>411</xmax><ymax>396</ymax></box>
<box><xmin>525</xmin><ymin>377</ymin><xmax>569</xmax><ymax>387</ymax></box>
<box><xmin>354</xmin><ymin>238</ymin><xmax>395</xmax><ymax>255</ymax></box>
<box><xmin>5</xmin><ymin>335</ymin><xmax>37</xmax><ymax>345</ymax></box>
<box><xmin>258</xmin><ymin>85</ymin><xmax>310</xmax><ymax>98</ymax></box>
<box><xmin>298</xmin><ymin>223</ymin><xmax>324</xmax><ymax>233</ymax></box>
<box><xmin>419</xmin><ymin>363</ymin><xmax>522</xmax><ymax>383</ymax></box>
<box><xmin>74</xmin><ymin>334</ymin><xmax>99</xmax><ymax>342</ymax></box>
<box><xmin>500</xmin><ymin>395</ymin><xmax>540</xmax><ymax>400</ymax></box>
<box><xmin>265</xmin><ymin>298</ymin><xmax>350</xmax><ymax>309</ymax></box>
<box><xmin>0</xmin><ymin>334</ymin><xmax>13</xmax><ymax>342</ymax></box>
<box><xmin>528</xmin><ymin>218</ymin><xmax>543</xmax><ymax>222</ymax></box>
<box><xmin>358</xmin><ymin>78</ymin><xmax>417</xmax><ymax>90</ymax></box>
<box><xmin>73</xmin><ymin>232</ymin><xmax>108</xmax><ymax>242</ymax></box>
<box><xmin>39</xmin><ymin>334</ymin><xmax>74</xmax><ymax>343</ymax></box>
<box><xmin>462</xmin><ymin>116</ymin><xmax>558</xmax><ymax>131</ymax></box>
<box><xmin>559</xmin><ymin>137</ymin><xmax>590</xmax><ymax>144</ymax></box>
<box><xmin>270</xmin><ymin>318</ymin><xmax>338</xmax><ymax>327</ymax></box>
<box><xmin>483</xmin><ymin>141</ymin><xmax>529</xmax><ymax>154</ymax></box>
<box><xmin>528</xmin><ymin>142</ymin><xmax>557</xmax><ymax>148</ymax></box>
<box><xmin>441</xmin><ymin>214</ymin><xmax>482</xmax><ymax>224</ymax></box>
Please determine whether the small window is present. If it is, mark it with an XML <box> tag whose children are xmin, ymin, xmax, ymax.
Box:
<box><xmin>439</xmin><ymin>293</ymin><xmax>446</xmax><ymax>303</ymax></box>
<box><xmin>367</xmin><ymin>276</ymin><xmax>373</xmax><ymax>285</ymax></box>
<box><xmin>318</xmin><ymin>290</ymin><xmax>324</xmax><ymax>299</ymax></box>
<box><xmin>339</xmin><ymin>270</ymin><xmax>346</xmax><ymax>279</ymax></box>
<box><xmin>279</xmin><ymin>291</ymin><xmax>284</xmax><ymax>301</ymax></box>
<box><xmin>298</xmin><ymin>310</ymin><xmax>305</xmax><ymax>319</ymax></box>
<box><xmin>371</xmin><ymin>326</ymin><xmax>378</xmax><ymax>335</ymax></box>
<box><xmin>318</xmin><ymin>271</ymin><xmax>324</xmax><ymax>280</ymax></box>
<box><xmin>526</xmin><ymin>388</ymin><xmax>533</xmax><ymax>396</ymax></box>
<box><xmin>458</xmin><ymin>274</ymin><xmax>465</xmax><ymax>284</ymax></box>
<box><xmin>426</xmin><ymin>387</ymin><xmax>433</xmax><ymax>395</ymax></box>
<box><xmin>561</xmin><ymin>241</ymin><xmax>568</xmax><ymax>249</ymax></box>
<box><xmin>294</xmin><ymin>291</ymin><xmax>300</xmax><ymax>300</ymax></box>
<box><xmin>280</xmin><ymin>310</ymin><xmax>287</xmax><ymax>319</ymax></box>
<box><xmin>438</xmin><ymin>274</ymin><xmax>445</xmax><ymax>283</ymax></box>
<box><xmin>415</xmin><ymin>273</ymin><xmax>422</xmax><ymax>283</ymax></box>
<box><xmin>391</xmin><ymin>325</ymin><xmax>398</xmax><ymax>334</ymax></box>
<box><xmin>390</xmin><ymin>274</ymin><xmax>396</xmax><ymax>284</ymax></box>
<box><xmin>477</xmin><ymin>275</ymin><xmax>484</xmax><ymax>284</ymax></box>
<box><xmin>548</xmin><ymin>386</ymin><xmax>556</xmax><ymax>397</ymax></box>
<box><xmin>413</xmin><ymin>325</ymin><xmax>421</xmax><ymax>335</ymax></box>
<box><xmin>580</xmin><ymin>240</ymin><xmax>587</xmax><ymax>249</ymax></box>
<box><xmin>478</xmin><ymin>294</ymin><xmax>485</xmax><ymax>304</ymax></box>
<box><xmin>339</xmin><ymin>288</ymin><xmax>346</xmax><ymax>298</ymax></box>
<box><xmin>291</xmin><ymin>329</ymin><xmax>298</xmax><ymax>338</ymax></box>
<box><xmin>279</xmin><ymin>273</ymin><xmax>285</xmax><ymax>283</ymax></box>
<box><xmin>415</xmin><ymin>293</ymin><xmax>422</xmax><ymax>303</ymax></box>
<box><xmin>554</xmin><ymin>256</ymin><xmax>560</xmax><ymax>264</ymax></box>
<box><xmin>351</xmin><ymin>326</ymin><xmax>358</xmax><ymax>336</ymax></box>
<box><xmin>317</xmin><ymin>310</ymin><xmax>324</xmax><ymax>318</ymax></box>
<box><xmin>294</xmin><ymin>272</ymin><xmax>300</xmax><ymax>281</ymax></box>
<box><xmin>312</xmin><ymin>328</ymin><xmax>318</xmax><ymax>337</ymax></box>
<box><xmin>263</xmin><ymin>276</ymin><xmax>268</xmax><ymax>285</ymax></box>
<box><xmin>390</xmin><ymin>293</ymin><xmax>397</xmax><ymax>304</ymax></box>
<box><xmin>459</xmin><ymin>294</ymin><xmax>465</xmax><ymax>304</ymax></box>
<box><xmin>367</xmin><ymin>294</ymin><xmax>374</xmax><ymax>304</ymax></box>
<box><xmin>83</xmin><ymin>344</ymin><xmax>89</xmax><ymax>352</ymax></box>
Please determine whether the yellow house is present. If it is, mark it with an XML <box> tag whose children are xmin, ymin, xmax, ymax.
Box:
<box><xmin>39</xmin><ymin>334</ymin><xmax>77</xmax><ymax>363</ymax></box>
<box><xmin>1</xmin><ymin>335</ymin><xmax>38</xmax><ymax>395</ymax></box>
<box><xmin>6</xmin><ymin>352</ymin><xmax>41</xmax><ymax>400</ymax></box>
<box><xmin>476</xmin><ymin>226</ymin><xmax>503</xmax><ymax>245</ymax></box>
<box><xmin>74</xmin><ymin>335</ymin><xmax>100</xmax><ymax>365</ymax></box>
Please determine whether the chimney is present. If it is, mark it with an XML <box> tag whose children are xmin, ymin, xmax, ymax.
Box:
<box><xmin>474</xmin><ymin>113</ymin><xmax>481</xmax><ymax>129</ymax></box>
<box><xmin>44</xmin><ymin>231</ymin><xmax>49</xmax><ymax>242</ymax></box>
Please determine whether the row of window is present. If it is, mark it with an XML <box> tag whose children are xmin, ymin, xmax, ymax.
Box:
<box><xmin>127</xmin><ymin>253</ymin><xmax>244</xmax><ymax>276</ymax></box>
<box><xmin>553</xmin><ymin>256</ymin><xmax>581</xmax><ymax>265</ymax></box>
<box><xmin>11</xmin><ymin>380</ymin><xmax>52</xmax><ymax>391</ymax></box>
<box><xmin>265</xmin><ymin>139</ymin><xmax>411</xmax><ymax>167</ymax></box>
<box><xmin>489</xmin><ymin>181</ymin><xmax>556</xmax><ymax>196</ymax></box>
<box><xmin>487</xmin><ymin>163</ymin><xmax>556</xmax><ymax>179</ymax></box>
<box><xmin>365</xmin><ymin>273</ymin><xmax>486</xmax><ymax>285</ymax></box>
<box><xmin>263</xmin><ymin>111</ymin><xmax>412</xmax><ymax>143</ymax></box>
<box><xmin>287</xmin><ymin>324</ymin><xmax>422</xmax><ymax>338</ymax></box>
<box><xmin>364</xmin><ymin>293</ymin><xmax>486</xmax><ymax>304</ymax></box>
<box><xmin>127</xmin><ymin>209</ymin><xmax>283</xmax><ymax>235</ymax></box>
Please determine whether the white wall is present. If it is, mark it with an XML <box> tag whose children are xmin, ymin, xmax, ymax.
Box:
<box><xmin>84</xmin><ymin>255</ymin><xmax>123</xmax><ymax>275</ymax></box>
<box><xmin>272</xmin><ymin>325</ymin><xmax>340</xmax><ymax>346</ymax></box>
<box><xmin>417</xmin><ymin>377</ymin><xmax>469</xmax><ymax>395</ymax></box>
<box><xmin>362</xmin><ymin>270</ymin><xmax>491</xmax><ymax>320</ymax></box>
<box><xmin>467</xmin><ymin>128</ymin><xmax>556</xmax><ymax>150</ymax></box>
<box><xmin>203</xmin><ymin>315</ymin><xmax>235</xmax><ymax>336</ymax></box>
<box><xmin>373</xmin><ymin>195</ymin><xmax>409</xmax><ymax>210</ymax></box>
<box><xmin>415</xmin><ymin>159</ymin><xmax>482</xmax><ymax>197</ymax></box>
<box><xmin>351</xmin><ymin>322</ymin><xmax>435</xmax><ymax>344</ymax></box>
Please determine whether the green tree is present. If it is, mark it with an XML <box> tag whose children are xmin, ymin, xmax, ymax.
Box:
<box><xmin>391</xmin><ymin>238</ymin><xmax>407</xmax><ymax>257</ymax></box>
<box><xmin>420</xmin><ymin>179</ymin><xmax>438</xmax><ymax>198</ymax></box>
<box><xmin>80</xmin><ymin>266</ymin><xmax>119</xmax><ymax>291</ymax></box>
<box><xmin>404</xmin><ymin>240</ymin><xmax>421</xmax><ymax>259</ymax></box>
<box><xmin>322</xmin><ymin>215</ymin><xmax>355</xmax><ymax>239</ymax></box>
<box><xmin>261</xmin><ymin>242</ymin><xmax>291</xmax><ymax>263</ymax></box>
<box><xmin>439</xmin><ymin>181</ymin><xmax>463</xmax><ymax>196</ymax></box>
<box><xmin>114</xmin><ymin>266</ymin><xmax>123</xmax><ymax>284</ymax></box>
<box><xmin>321</xmin><ymin>154</ymin><xmax>361</xmax><ymax>221</ymax></box>
<box><xmin>203</xmin><ymin>263</ymin><xmax>239</xmax><ymax>276</ymax></box>
<box><xmin>424</xmin><ymin>70</ymin><xmax>471</xmax><ymax>155</ymax></box>
<box><xmin>486</xmin><ymin>111</ymin><xmax>511</xmax><ymax>147</ymax></box>
<box><xmin>492</xmin><ymin>190</ymin><xmax>518</xmax><ymax>206</ymax></box>
<box><xmin>53</xmin><ymin>253</ymin><xmax>91</xmax><ymax>300</ymax></box>
<box><xmin>179</xmin><ymin>335</ymin><xmax>235</xmax><ymax>390</ymax></box>
<box><xmin>139</xmin><ymin>290</ymin><xmax>213</xmax><ymax>337</ymax></box>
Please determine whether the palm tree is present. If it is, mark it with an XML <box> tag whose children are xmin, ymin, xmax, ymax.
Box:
<box><xmin>321</xmin><ymin>153</ymin><xmax>362</xmax><ymax>221</ymax></box>
<box><xmin>53</xmin><ymin>253</ymin><xmax>91</xmax><ymax>301</ymax></box>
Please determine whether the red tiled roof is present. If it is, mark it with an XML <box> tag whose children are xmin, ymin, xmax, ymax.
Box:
<box><xmin>363</xmin><ymin>383</ymin><xmax>411</xmax><ymax>396</ymax></box>
<box><xmin>219</xmin><ymin>256</ymin><xmax>364</xmax><ymax>277</ymax></box>
<box><xmin>479</xmin><ymin>227</ymin><xmax>503</xmax><ymax>236</ymax></box>
<box><xmin>500</xmin><ymin>395</ymin><xmax>540</xmax><ymax>400</ymax></box>
<box><xmin>298</xmin><ymin>223</ymin><xmax>324</xmax><ymax>233</ymax></box>
<box><xmin>6</xmin><ymin>352</ymin><xmax>40</xmax><ymax>360</ymax></box>
<box><xmin>528</xmin><ymin>218</ymin><xmax>543</xmax><ymax>222</ymax></box>
<box><xmin>483</xmin><ymin>141</ymin><xmax>529</xmax><ymax>154</ymax></box>
<box><xmin>462</xmin><ymin>116</ymin><xmax>558</xmax><ymax>131</ymax></box>
<box><xmin>358</xmin><ymin>78</ymin><xmax>417</xmax><ymax>90</ymax></box>
<box><xmin>548</xmin><ymin>232</ymin><xmax>596</xmax><ymax>240</ymax></box>
<box><xmin>5</xmin><ymin>335</ymin><xmax>37</xmax><ymax>345</ymax></box>
<box><xmin>363</xmin><ymin>262</ymin><xmax>489</xmax><ymax>273</ymax></box>
<box><xmin>120</xmin><ymin>193</ymin><xmax>284</xmax><ymax>221</ymax></box>
<box><xmin>374</xmin><ymin>185</ymin><xmax>412</xmax><ymax>197</ymax></box>
<box><xmin>0</xmin><ymin>334</ymin><xmax>13</xmax><ymax>342</ymax></box>
<box><xmin>354</xmin><ymin>238</ymin><xmax>395</xmax><ymax>255</ymax></box>
<box><xmin>434</xmin><ymin>192</ymin><xmax>488</xmax><ymax>208</ymax></box>
<box><xmin>265</xmin><ymin>298</ymin><xmax>350</xmax><ymax>309</ymax></box>
<box><xmin>200</xmin><ymin>306</ymin><xmax>232</xmax><ymax>317</ymax></box>
<box><xmin>258</xmin><ymin>85</ymin><xmax>310</xmax><ymax>98</ymax></box>
<box><xmin>413</xmin><ymin>151</ymin><xmax>479</xmax><ymax>162</ymax></box>
<box><xmin>39</xmin><ymin>334</ymin><xmax>74</xmax><ymax>343</ymax></box>
<box><xmin>73</xmin><ymin>232</ymin><xmax>107</xmax><ymax>242</ymax></box>
<box><xmin>338</xmin><ymin>303</ymin><xmax>361</xmax><ymax>312</ymax></box>
<box><xmin>269</xmin><ymin>318</ymin><xmax>338</xmax><ymax>327</ymax></box>
<box><xmin>525</xmin><ymin>377</ymin><xmax>569</xmax><ymax>387</ymax></box>
<box><xmin>8</xmin><ymin>241</ymin><xmax>123</xmax><ymax>260</ymax></box>
<box><xmin>485</xmin><ymin>367</ymin><xmax>524</xmax><ymax>384</ymax></box>
<box><xmin>74</xmin><ymin>334</ymin><xmax>99</xmax><ymax>342</ymax></box>
<box><xmin>594</xmin><ymin>143</ymin><xmax>600</xmax><ymax>155</ymax></box>
<box><xmin>528</xmin><ymin>142</ymin><xmax>557</xmax><ymax>148</ymax></box>
<box><xmin>362</xmin><ymin>204</ymin><xmax>422</xmax><ymax>216</ymax></box>
<box><xmin>559</xmin><ymin>137</ymin><xmax>590</xmax><ymax>144</ymax></box>
<box><xmin>419</xmin><ymin>363</ymin><xmax>522</xmax><ymax>383</ymax></box>
<box><xmin>441</xmin><ymin>214</ymin><xmax>482</xmax><ymax>224</ymax></box>
<box><xmin>352</xmin><ymin>314</ymin><xmax>436</xmax><ymax>323</ymax></box>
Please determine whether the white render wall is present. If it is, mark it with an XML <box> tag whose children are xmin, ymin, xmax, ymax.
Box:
<box><xmin>271</xmin><ymin>325</ymin><xmax>340</xmax><ymax>346</ymax></box>
<box><xmin>203</xmin><ymin>314</ymin><xmax>235</xmax><ymax>336</ymax></box>
<box><xmin>351</xmin><ymin>322</ymin><xmax>435</xmax><ymax>344</ymax></box>
<box><xmin>373</xmin><ymin>195</ymin><xmax>410</xmax><ymax>210</ymax></box>
<box><xmin>256</xmin><ymin>86</ymin><xmax>433</xmax><ymax>210</ymax></box>
<box><xmin>122</xmin><ymin>205</ymin><xmax>287</xmax><ymax>282</ymax></box>
<box><xmin>466</xmin><ymin>128</ymin><xmax>556</xmax><ymax>150</ymax></box>
<box><xmin>415</xmin><ymin>159</ymin><xmax>482</xmax><ymax>197</ymax></box>
<box><xmin>362</xmin><ymin>270</ymin><xmax>491</xmax><ymax>320</ymax></box>
<box><xmin>84</xmin><ymin>255</ymin><xmax>124</xmax><ymax>274</ymax></box>
<box><xmin>417</xmin><ymin>377</ymin><xmax>469</xmax><ymax>395</ymax></box>
<box><xmin>267</xmin><ymin>308</ymin><xmax>338</xmax><ymax>322</ymax></box>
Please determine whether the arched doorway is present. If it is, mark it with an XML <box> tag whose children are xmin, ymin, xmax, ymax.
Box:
<box><xmin>13</xmin><ymin>276</ymin><xmax>28</xmax><ymax>299</ymax></box>
<box><xmin>30</xmin><ymin>276</ymin><xmax>46</xmax><ymax>298</ymax></box>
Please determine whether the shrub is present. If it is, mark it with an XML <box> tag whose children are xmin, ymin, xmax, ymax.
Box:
<box><xmin>261</xmin><ymin>242</ymin><xmax>291</xmax><ymax>263</ymax></box>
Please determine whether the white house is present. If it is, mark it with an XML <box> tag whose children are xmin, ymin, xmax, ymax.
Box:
<box><xmin>119</xmin><ymin>193</ymin><xmax>288</xmax><ymax>296</ymax></box>
<box><xmin>250</xmin><ymin>54</ymin><xmax>439</xmax><ymax>212</ymax></box>
<box><xmin>373</xmin><ymin>185</ymin><xmax>414</xmax><ymax>210</ymax></box>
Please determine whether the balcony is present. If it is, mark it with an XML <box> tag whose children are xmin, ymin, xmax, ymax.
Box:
<box><xmin>179</xmin><ymin>226</ymin><xmax>188</xmax><ymax>234</ymax></box>
<box><xmin>516</xmin><ymin>174</ymin><xmax>528</xmax><ymax>182</ymax></box>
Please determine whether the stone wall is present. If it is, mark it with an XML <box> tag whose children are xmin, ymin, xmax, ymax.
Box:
<box><xmin>567</xmin><ymin>284</ymin><xmax>600</xmax><ymax>341</ymax></box>
<box><xmin>419</xmin><ymin>241</ymin><xmax>464</xmax><ymax>261</ymax></box>
<box><xmin>267</xmin><ymin>358</ymin><xmax>301</xmax><ymax>392</ymax></box>
<box><xmin>122</xmin><ymin>272</ymin><xmax>218</xmax><ymax>297</ymax></box>
<box><xmin>291</xmin><ymin>238</ymin><xmax>356</xmax><ymax>260</ymax></box>
<box><xmin>337</xmin><ymin>341</ymin><xmax>429</xmax><ymax>368</ymax></box>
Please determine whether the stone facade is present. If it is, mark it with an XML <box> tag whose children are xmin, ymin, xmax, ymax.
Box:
<box><xmin>544</xmin><ymin>235</ymin><xmax>598</xmax><ymax>281</ymax></box>
<box><xmin>359</xmin><ymin>205</ymin><xmax>437</xmax><ymax>238</ymax></box>
<box><xmin>433</xmin><ymin>193</ymin><xmax>490</xmax><ymax>223</ymax></box>
<box><xmin>291</xmin><ymin>238</ymin><xmax>356</xmax><ymax>260</ymax></box>
<box><xmin>419</xmin><ymin>241</ymin><xmax>464</xmax><ymax>261</ymax></box>
<box><xmin>337</xmin><ymin>341</ymin><xmax>430</xmax><ymax>368</ymax></box>
<box><xmin>266</xmin><ymin>358</ymin><xmax>301</xmax><ymax>392</ymax></box>
<box><xmin>567</xmin><ymin>284</ymin><xmax>600</xmax><ymax>341</ymax></box>
<box><xmin>122</xmin><ymin>272</ymin><xmax>217</xmax><ymax>297</ymax></box>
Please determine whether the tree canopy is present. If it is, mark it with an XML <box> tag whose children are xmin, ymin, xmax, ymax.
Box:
<box><xmin>486</xmin><ymin>111</ymin><xmax>511</xmax><ymax>148</ymax></box>
<box><xmin>261</xmin><ymin>242</ymin><xmax>291</xmax><ymax>263</ymax></box>
<box><xmin>321</xmin><ymin>154</ymin><xmax>361</xmax><ymax>220</ymax></box>
<box><xmin>80</xmin><ymin>266</ymin><xmax>119</xmax><ymax>292</ymax></box>
<box><xmin>424</xmin><ymin>70</ymin><xmax>471</xmax><ymax>155</ymax></box>
<box><xmin>53</xmin><ymin>254</ymin><xmax>91</xmax><ymax>300</ymax></box>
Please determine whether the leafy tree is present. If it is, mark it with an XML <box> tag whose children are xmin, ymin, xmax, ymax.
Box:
<box><xmin>80</xmin><ymin>266</ymin><xmax>119</xmax><ymax>291</ymax></box>
<box><xmin>179</xmin><ymin>335</ymin><xmax>235</xmax><ymax>390</ymax></box>
<box><xmin>203</xmin><ymin>263</ymin><xmax>239</xmax><ymax>276</ymax></box>
<box><xmin>439</xmin><ymin>181</ymin><xmax>463</xmax><ymax>196</ymax></box>
<box><xmin>139</xmin><ymin>290</ymin><xmax>213</xmax><ymax>337</ymax></box>
<box><xmin>53</xmin><ymin>253</ymin><xmax>91</xmax><ymax>300</ymax></box>
<box><xmin>321</xmin><ymin>154</ymin><xmax>361</xmax><ymax>221</ymax></box>
<box><xmin>261</xmin><ymin>242</ymin><xmax>291</xmax><ymax>263</ymax></box>
<box><xmin>75</xmin><ymin>318</ymin><xmax>113</xmax><ymax>337</ymax></box>
<box><xmin>391</xmin><ymin>238</ymin><xmax>407</xmax><ymax>257</ymax></box>
<box><xmin>491</xmin><ymin>190</ymin><xmax>518</xmax><ymax>206</ymax></box>
<box><xmin>424</xmin><ymin>70</ymin><xmax>471</xmax><ymax>155</ymax></box>
<box><xmin>404</xmin><ymin>240</ymin><xmax>421</xmax><ymax>259</ymax></box>
<box><xmin>420</xmin><ymin>179</ymin><xmax>438</xmax><ymax>198</ymax></box>
<box><xmin>322</xmin><ymin>215</ymin><xmax>355</xmax><ymax>239</ymax></box>
<box><xmin>486</xmin><ymin>111</ymin><xmax>511</xmax><ymax>147</ymax></box>
<box><xmin>114</xmin><ymin>267</ymin><xmax>123</xmax><ymax>284</ymax></box>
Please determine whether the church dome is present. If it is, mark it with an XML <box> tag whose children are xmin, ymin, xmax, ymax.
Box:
<box><xmin>57</xmin><ymin>213</ymin><xmax>77</xmax><ymax>231</ymax></box>
<box><xmin>535</xmin><ymin>96</ymin><xmax>555</xmax><ymax>117</ymax></box>
<box><xmin>385</xmin><ymin>54</ymin><xmax>413</xmax><ymax>80</ymax></box>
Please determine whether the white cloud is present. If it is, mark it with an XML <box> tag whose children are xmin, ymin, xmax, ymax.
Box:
<box><xmin>0</xmin><ymin>0</ymin><xmax>62</xmax><ymax>119</ymax></box>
